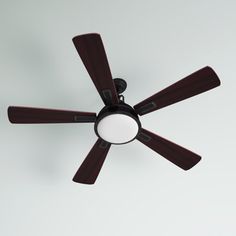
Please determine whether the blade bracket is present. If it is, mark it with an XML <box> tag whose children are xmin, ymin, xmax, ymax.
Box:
<box><xmin>137</xmin><ymin>131</ymin><xmax>152</xmax><ymax>142</ymax></box>
<box><xmin>101</xmin><ymin>89</ymin><xmax>113</xmax><ymax>105</ymax></box>
<box><xmin>99</xmin><ymin>140</ymin><xmax>110</xmax><ymax>149</ymax></box>
<box><xmin>135</xmin><ymin>102</ymin><xmax>157</xmax><ymax>115</ymax></box>
<box><xmin>74</xmin><ymin>115</ymin><xmax>96</xmax><ymax>122</ymax></box>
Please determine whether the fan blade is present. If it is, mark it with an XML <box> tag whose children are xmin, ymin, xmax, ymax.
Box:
<box><xmin>134</xmin><ymin>66</ymin><xmax>221</xmax><ymax>115</ymax></box>
<box><xmin>137</xmin><ymin>128</ymin><xmax>201</xmax><ymax>170</ymax></box>
<box><xmin>73</xmin><ymin>139</ymin><xmax>111</xmax><ymax>184</ymax></box>
<box><xmin>73</xmin><ymin>33</ymin><xmax>119</xmax><ymax>105</ymax></box>
<box><xmin>8</xmin><ymin>106</ymin><xmax>96</xmax><ymax>123</ymax></box>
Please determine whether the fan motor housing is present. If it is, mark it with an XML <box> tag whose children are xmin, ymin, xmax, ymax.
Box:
<box><xmin>94</xmin><ymin>102</ymin><xmax>141</xmax><ymax>144</ymax></box>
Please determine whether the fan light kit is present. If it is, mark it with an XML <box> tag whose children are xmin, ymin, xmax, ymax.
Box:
<box><xmin>96</xmin><ymin>114</ymin><xmax>139</xmax><ymax>144</ymax></box>
<box><xmin>8</xmin><ymin>33</ymin><xmax>221</xmax><ymax>184</ymax></box>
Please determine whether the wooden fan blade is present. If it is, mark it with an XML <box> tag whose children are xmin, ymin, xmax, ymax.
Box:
<box><xmin>73</xmin><ymin>139</ymin><xmax>111</xmax><ymax>184</ymax></box>
<box><xmin>73</xmin><ymin>33</ymin><xmax>119</xmax><ymax>105</ymax></box>
<box><xmin>137</xmin><ymin>128</ymin><xmax>201</xmax><ymax>170</ymax></box>
<box><xmin>134</xmin><ymin>66</ymin><xmax>221</xmax><ymax>115</ymax></box>
<box><xmin>8</xmin><ymin>106</ymin><xmax>96</xmax><ymax>123</ymax></box>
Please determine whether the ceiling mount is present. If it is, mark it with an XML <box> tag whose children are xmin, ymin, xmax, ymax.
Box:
<box><xmin>114</xmin><ymin>78</ymin><xmax>127</xmax><ymax>95</ymax></box>
<box><xmin>7</xmin><ymin>33</ymin><xmax>221</xmax><ymax>185</ymax></box>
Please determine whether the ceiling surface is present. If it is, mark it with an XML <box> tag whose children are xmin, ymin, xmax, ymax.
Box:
<box><xmin>0</xmin><ymin>0</ymin><xmax>235</xmax><ymax>235</ymax></box>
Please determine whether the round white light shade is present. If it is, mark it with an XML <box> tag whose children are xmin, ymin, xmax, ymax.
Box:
<box><xmin>96</xmin><ymin>114</ymin><xmax>139</xmax><ymax>144</ymax></box>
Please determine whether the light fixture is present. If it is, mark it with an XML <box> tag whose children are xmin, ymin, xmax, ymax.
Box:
<box><xmin>94</xmin><ymin>103</ymin><xmax>141</xmax><ymax>144</ymax></box>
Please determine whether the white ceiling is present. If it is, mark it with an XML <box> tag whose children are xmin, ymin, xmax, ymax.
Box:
<box><xmin>0</xmin><ymin>0</ymin><xmax>235</xmax><ymax>235</ymax></box>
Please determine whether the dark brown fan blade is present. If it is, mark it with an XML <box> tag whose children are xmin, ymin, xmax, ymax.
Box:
<box><xmin>73</xmin><ymin>33</ymin><xmax>119</xmax><ymax>105</ymax></box>
<box><xmin>8</xmin><ymin>106</ymin><xmax>96</xmax><ymax>123</ymax></box>
<box><xmin>134</xmin><ymin>66</ymin><xmax>221</xmax><ymax>115</ymax></box>
<box><xmin>137</xmin><ymin>128</ymin><xmax>201</xmax><ymax>170</ymax></box>
<box><xmin>73</xmin><ymin>139</ymin><xmax>111</xmax><ymax>184</ymax></box>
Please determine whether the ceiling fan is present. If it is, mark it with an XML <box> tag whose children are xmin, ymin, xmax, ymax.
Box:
<box><xmin>8</xmin><ymin>33</ymin><xmax>221</xmax><ymax>184</ymax></box>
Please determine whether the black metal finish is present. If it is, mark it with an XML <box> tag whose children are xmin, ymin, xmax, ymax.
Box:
<box><xmin>94</xmin><ymin>102</ymin><xmax>141</xmax><ymax>145</ymax></box>
<box><xmin>114</xmin><ymin>78</ymin><xmax>127</xmax><ymax>94</ymax></box>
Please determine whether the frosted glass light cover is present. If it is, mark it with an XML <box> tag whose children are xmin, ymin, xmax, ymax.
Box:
<box><xmin>97</xmin><ymin>114</ymin><xmax>139</xmax><ymax>144</ymax></box>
